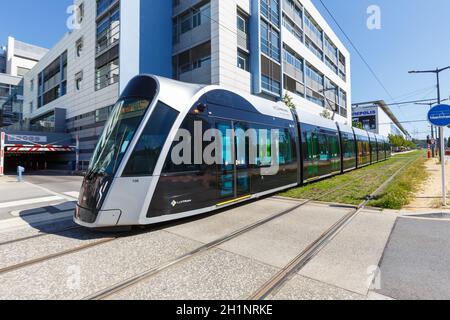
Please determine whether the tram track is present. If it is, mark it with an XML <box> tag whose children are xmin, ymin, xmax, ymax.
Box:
<box><xmin>0</xmin><ymin>156</ymin><xmax>405</xmax><ymax>248</ymax></box>
<box><xmin>248</xmin><ymin>155</ymin><xmax>419</xmax><ymax>300</ymax></box>
<box><xmin>0</xmin><ymin>225</ymin><xmax>82</xmax><ymax>247</ymax></box>
<box><xmin>83</xmin><ymin>157</ymin><xmax>415</xmax><ymax>300</ymax></box>
<box><xmin>0</xmin><ymin>156</ymin><xmax>416</xmax><ymax>293</ymax></box>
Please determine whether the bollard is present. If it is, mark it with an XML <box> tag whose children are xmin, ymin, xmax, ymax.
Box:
<box><xmin>17</xmin><ymin>166</ymin><xmax>25</xmax><ymax>182</ymax></box>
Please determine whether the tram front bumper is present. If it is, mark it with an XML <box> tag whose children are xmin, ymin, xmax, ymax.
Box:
<box><xmin>74</xmin><ymin>205</ymin><xmax>122</xmax><ymax>228</ymax></box>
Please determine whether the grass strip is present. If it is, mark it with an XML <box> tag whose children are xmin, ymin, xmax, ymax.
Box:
<box><xmin>280</xmin><ymin>151</ymin><xmax>427</xmax><ymax>209</ymax></box>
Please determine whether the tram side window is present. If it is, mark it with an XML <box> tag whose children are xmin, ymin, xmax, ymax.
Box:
<box><xmin>252</xmin><ymin>125</ymin><xmax>295</xmax><ymax>167</ymax></box>
<box><xmin>318</xmin><ymin>134</ymin><xmax>329</xmax><ymax>161</ymax></box>
<box><xmin>122</xmin><ymin>102</ymin><xmax>179</xmax><ymax>177</ymax></box>
<box><xmin>162</xmin><ymin>113</ymin><xmax>211</xmax><ymax>174</ymax></box>
<box><xmin>342</xmin><ymin>132</ymin><xmax>355</xmax><ymax>158</ymax></box>
<box><xmin>303</xmin><ymin>126</ymin><xmax>319</xmax><ymax>162</ymax></box>
<box><xmin>279</xmin><ymin>129</ymin><xmax>294</xmax><ymax>165</ymax></box>
<box><xmin>328</xmin><ymin>134</ymin><xmax>340</xmax><ymax>158</ymax></box>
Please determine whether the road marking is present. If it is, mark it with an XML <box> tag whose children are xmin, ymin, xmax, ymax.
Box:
<box><xmin>367</xmin><ymin>291</ymin><xmax>395</xmax><ymax>300</ymax></box>
<box><xmin>0</xmin><ymin>196</ymin><xmax>63</xmax><ymax>209</ymax></box>
<box><xmin>0</xmin><ymin>211</ymin><xmax>74</xmax><ymax>233</ymax></box>
<box><xmin>23</xmin><ymin>182</ymin><xmax>78</xmax><ymax>201</ymax></box>
<box><xmin>64</xmin><ymin>191</ymin><xmax>79</xmax><ymax>199</ymax></box>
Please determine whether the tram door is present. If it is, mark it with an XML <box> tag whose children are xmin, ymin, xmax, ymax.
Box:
<box><xmin>216</xmin><ymin>121</ymin><xmax>251</xmax><ymax>201</ymax></box>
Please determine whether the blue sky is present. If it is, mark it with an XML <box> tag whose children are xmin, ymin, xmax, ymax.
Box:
<box><xmin>1</xmin><ymin>0</ymin><xmax>449</xmax><ymax>139</ymax></box>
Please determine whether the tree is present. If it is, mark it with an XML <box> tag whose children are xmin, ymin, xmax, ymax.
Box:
<box><xmin>320</xmin><ymin>108</ymin><xmax>332</xmax><ymax>119</ymax></box>
<box><xmin>389</xmin><ymin>134</ymin><xmax>416</xmax><ymax>150</ymax></box>
<box><xmin>282</xmin><ymin>93</ymin><xmax>296</xmax><ymax>110</ymax></box>
<box><xmin>352</xmin><ymin>121</ymin><xmax>364</xmax><ymax>129</ymax></box>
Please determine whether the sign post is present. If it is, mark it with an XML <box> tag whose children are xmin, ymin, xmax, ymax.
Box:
<box><xmin>0</xmin><ymin>132</ymin><xmax>5</xmax><ymax>176</ymax></box>
<box><xmin>428</xmin><ymin>104</ymin><xmax>450</xmax><ymax>206</ymax></box>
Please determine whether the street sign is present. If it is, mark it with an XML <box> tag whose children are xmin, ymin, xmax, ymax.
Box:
<box><xmin>428</xmin><ymin>104</ymin><xmax>450</xmax><ymax>127</ymax></box>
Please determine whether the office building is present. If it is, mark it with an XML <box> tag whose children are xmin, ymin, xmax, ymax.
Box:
<box><xmin>352</xmin><ymin>100</ymin><xmax>410</xmax><ymax>139</ymax></box>
<box><xmin>0</xmin><ymin>37</ymin><xmax>47</xmax><ymax>127</ymax></box>
<box><xmin>20</xmin><ymin>0</ymin><xmax>352</xmax><ymax>165</ymax></box>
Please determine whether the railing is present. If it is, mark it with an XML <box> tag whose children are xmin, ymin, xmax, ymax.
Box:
<box><xmin>237</xmin><ymin>29</ymin><xmax>249</xmax><ymax>51</ymax></box>
<box><xmin>96</xmin><ymin>65</ymin><xmax>119</xmax><ymax>91</ymax></box>
<box><xmin>96</xmin><ymin>23</ymin><xmax>120</xmax><ymax>54</ymax></box>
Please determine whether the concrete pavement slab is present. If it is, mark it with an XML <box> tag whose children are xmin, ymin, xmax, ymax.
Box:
<box><xmin>217</xmin><ymin>203</ymin><xmax>352</xmax><ymax>269</ymax></box>
<box><xmin>0</xmin><ymin>180</ymin><xmax>50</xmax><ymax>203</ymax></box>
<box><xmin>108</xmin><ymin>248</ymin><xmax>278</xmax><ymax>300</ymax></box>
<box><xmin>271</xmin><ymin>275</ymin><xmax>365</xmax><ymax>300</ymax></box>
<box><xmin>376</xmin><ymin>217</ymin><xmax>450</xmax><ymax>300</ymax></box>
<box><xmin>0</xmin><ymin>230</ymin><xmax>201</xmax><ymax>300</ymax></box>
<box><xmin>165</xmin><ymin>197</ymin><xmax>299</xmax><ymax>244</ymax></box>
<box><xmin>0</xmin><ymin>228</ymin><xmax>110</xmax><ymax>270</ymax></box>
<box><xmin>299</xmin><ymin>210</ymin><xmax>397</xmax><ymax>295</ymax></box>
<box><xmin>0</xmin><ymin>219</ymin><xmax>76</xmax><ymax>244</ymax></box>
<box><xmin>0</xmin><ymin>211</ymin><xmax>74</xmax><ymax>232</ymax></box>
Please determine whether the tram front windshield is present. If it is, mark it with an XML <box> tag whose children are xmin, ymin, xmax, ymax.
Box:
<box><xmin>88</xmin><ymin>98</ymin><xmax>150</xmax><ymax>176</ymax></box>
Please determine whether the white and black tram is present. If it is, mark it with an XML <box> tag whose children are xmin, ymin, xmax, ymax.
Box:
<box><xmin>75</xmin><ymin>75</ymin><xmax>391</xmax><ymax>228</ymax></box>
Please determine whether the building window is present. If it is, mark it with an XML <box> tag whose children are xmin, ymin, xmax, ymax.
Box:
<box><xmin>75</xmin><ymin>71</ymin><xmax>83</xmax><ymax>91</ymax></box>
<box><xmin>97</xmin><ymin>0</ymin><xmax>116</xmax><ymax>17</ymax></box>
<box><xmin>237</xmin><ymin>9</ymin><xmax>250</xmax><ymax>51</ymax></box>
<box><xmin>95</xmin><ymin>58</ymin><xmax>119</xmax><ymax>91</ymax></box>
<box><xmin>38</xmin><ymin>51</ymin><xmax>68</xmax><ymax>108</ymax></box>
<box><xmin>95</xmin><ymin>105</ymin><xmax>114</xmax><ymax>122</ymax></box>
<box><xmin>237</xmin><ymin>49</ymin><xmax>249</xmax><ymax>71</ymax></box>
<box><xmin>173</xmin><ymin>2</ymin><xmax>211</xmax><ymax>44</ymax></box>
<box><xmin>77</xmin><ymin>2</ymin><xmax>85</xmax><ymax>24</ymax></box>
<box><xmin>282</xmin><ymin>15</ymin><xmax>303</xmax><ymax>43</ymax></box>
<box><xmin>30</xmin><ymin>79</ymin><xmax>34</xmax><ymax>91</ymax></box>
<box><xmin>261</xmin><ymin>20</ymin><xmax>280</xmax><ymax>62</ymax></box>
<box><xmin>261</xmin><ymin>75</ymin><xmax>280</xmax><ymax>95</ymax></box>
<box><xmin>261</xmin><ymin>0</ymin><xmax>280</xmax><ymax>26</ymax></box>
<box><xmin>76</xmin><ymin>38</ymin><xmax>83</xmax><ymax>57</ymax></box>
<box><xmin>96</xmin><ymin>6</ymin><xmax>120</xmax><ymax>54</ymax></box>
<box><xmin>173</xmin><ymin>42</ymin><xmax>211</xmax><ymax>79</ymax></box>
<box><xmin>237</xmin><ymin>13</ymin><xmax>247</xmax><ymax>33</ymax></box>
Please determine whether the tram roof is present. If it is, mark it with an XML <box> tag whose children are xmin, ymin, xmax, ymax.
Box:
<box><xmin>296</xmin><ymin>111</ymin><xmax>339</xmax><ymax>131</ymax></box>
<box><xmin>150</xmin><ymin>75</ymin><xmax>294</xmax><ymax>121</ymax></box>
<box><xmin>353</xmin><ymin>127</ymin><xmax>370</xmax><ymax>137</ymax></box>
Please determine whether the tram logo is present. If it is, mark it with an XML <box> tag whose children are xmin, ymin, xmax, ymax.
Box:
<box><xmin>171</xmin><ymin>199</ymin><xmax>192</xmax><ymax>208</ymax></box>
<box><xmin>171</xmin><ymin>121</ymin><xmax>280</xmax><ymax>176</ymax></box>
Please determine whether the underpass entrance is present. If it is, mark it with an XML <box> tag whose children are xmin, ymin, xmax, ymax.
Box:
<box><xmin>0</xmin><ymin>131</ymin><xmax>75</xmax><ymax>175</ymax></box>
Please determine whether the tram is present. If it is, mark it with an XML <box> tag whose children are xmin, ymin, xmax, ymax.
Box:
<box><xmin>75</xmin><ymin>75</ymin><xmax>390</xmax><ymax>228</ymax></box>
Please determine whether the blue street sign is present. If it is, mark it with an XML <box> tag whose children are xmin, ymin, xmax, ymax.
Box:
<box><xmin>428</xmin><ymin>104</ymin><xmax>450</xmax><ymax>127</ymax></box>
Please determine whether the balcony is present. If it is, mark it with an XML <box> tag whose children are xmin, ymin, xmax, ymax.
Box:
<box><xmin>283</xmin><ymin>62</ymin><xmax>304</xmax><ymax>83</ymax></box>
<box><xmin>304</xmin><ymin>25</ymin><xmax>323</xmax><ymax>49</ymax></box>
<box><xmin>237</xmin><ymin>29</ymin><xmax>249</xmax><ymax>51</ymax></box>
<box><xmin>179</xmin><ymin>62</ymin><xmax>211</xmax><ymax>84</ymax></box>
<box><xmin>283</xmin><ymin>1</ymin><xmax>303</xmax><ymax>27</ymax></box>
<box><xmin>173</xmin><ymin>22</ymin><xmax>211</xmax><ymax>54</ymax></box>
<box><xmin>305</xmin><ymin>78</ymin><xmax>324</xmax><ymax>93</ymax></box>
<box><xmin>324</xmin><ymin>48</ymin><xmax>338</xmax><ymax>66</ymax></box>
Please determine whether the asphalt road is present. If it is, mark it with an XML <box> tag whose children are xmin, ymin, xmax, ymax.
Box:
<box><xmin>376</xmin><ymin>216</ymin><xmax>450</xmax><ymax>300</ymax></box>
<box><xmin>0</xmin><ymin>172</ymin><xmax>83</xmax><ymax>225</ymax></box>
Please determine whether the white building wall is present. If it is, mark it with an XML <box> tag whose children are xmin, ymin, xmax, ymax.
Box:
<box><xmin>282</xmin><ymin>0</ymin><xmax>352</xmax><ymax>124</ymax></box>
<box><xmin>211</xmin><ymin>0</ymin><xmax>252</xmax><ymax>92</ymax></box>
<box><xmin>6</xmin><ymin>37</ymin><xmax>48</xmax><ymax>77</ymax></box>
<box><xmin>23</xmin><ymin>0</ymin><xmax>119</xmax><ymax>121</ymax></box>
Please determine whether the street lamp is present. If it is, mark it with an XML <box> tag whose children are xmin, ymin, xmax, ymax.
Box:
<box><xmin>409</xmin><ymin>66</ymin><xmax>450</xmax><ymax>206</ymax></box>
